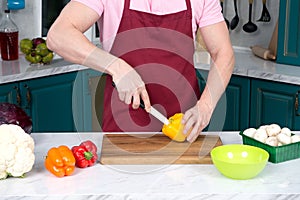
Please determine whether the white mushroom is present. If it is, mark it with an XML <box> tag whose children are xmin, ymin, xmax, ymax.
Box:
<box><xmin>277</xmin><ymin>133</ymin><xmax>291</xmax><ymax>145</ymax></box>
<box><xmin>258</xmin><ymin>125</ymin><xmax>269</xmax><ymax>130</ymax></box>
<box><xmin>265</xmin><ymin>136</ymin><xmax>278</xmax><ymax>146</ymax></box>
<box><xmin>291</xmin><ymin>135</ymin><xmax>300</xmax><ymax>143</ymax></box>
<box><xmin>280</xmin><ymin>127</ymin><xmax>292</xmax><ymax>137</ymax></box>
<box><xmin>243</xmin><ymin>128</ymin><xmax>256</xmax><ymax>138</ymax></box>
<box><xmin>278</xmin><ymin>142</ymin><xmax>283</xmax><ymax>146</ymax></box>
<box><xmin>253</xmin><ymin>128</ymin><xmax>268</xmax><ymax>143</ymax></box>
<box><xmin>266</xmin><ymin>124</ymin><xmax>281</xmax><ymax>137</ymax></box>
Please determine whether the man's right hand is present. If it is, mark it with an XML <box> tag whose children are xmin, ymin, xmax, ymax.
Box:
<box><xmin>108</xmin><ymin>59</ymin><xmax>151</xmax><ymax>112</ymax></box>
<box><xmin>81</xmin><ymin>47</ymin><xmax>151</xmax><ymax>112</ymax></box>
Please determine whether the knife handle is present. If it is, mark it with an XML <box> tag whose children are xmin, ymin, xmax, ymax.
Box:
<box><xmin>112</xmin><ymin>82</ymin><xmax>145</xmax><ymax>109</ymax></box>
<box><xmin>139</xmin><ymin>99</ymin><xmax>145</xmax><ymax>109</ymax></box>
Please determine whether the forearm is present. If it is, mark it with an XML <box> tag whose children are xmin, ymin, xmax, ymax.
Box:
<box><xmin>199</xmin><ymin>43</ymin><xmax>235</xmax><ymax>111</ymax></box>
<box><xmin>198</xmin><ymin>21</ymin><xmax>235</xmax><ymax>110</ymax></box>
<box><xmin>47</xmin><ymin>24</ymin><xmax>119</xmax><ymax>74</ymax></box>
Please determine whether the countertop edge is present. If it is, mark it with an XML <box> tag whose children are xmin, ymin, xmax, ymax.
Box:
<box><xmin>1</xmin><ymin>48</ymin><xmax>300</xmax><ymax>85</ymax></box>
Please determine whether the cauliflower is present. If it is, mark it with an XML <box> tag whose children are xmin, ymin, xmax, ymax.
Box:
<box><xmin>0</xmin><ymin>124</ymin><xmax>35</xmax><ymax>179</ymax></box>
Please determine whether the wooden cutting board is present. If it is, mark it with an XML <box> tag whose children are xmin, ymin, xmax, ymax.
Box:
<box><xmin>100</xmin><ymin>134</ymin><xmax>222</xmax><ymax>164</ymax></box>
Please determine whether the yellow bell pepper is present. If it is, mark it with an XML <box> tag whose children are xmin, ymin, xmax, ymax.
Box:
<box><xmin>162</xmin><ymin>113</ymin><xmax>186</xmax><ymax>142</ymax></box>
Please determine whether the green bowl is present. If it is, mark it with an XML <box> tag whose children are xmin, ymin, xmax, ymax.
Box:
<box><xmin>211</xmin><ymin>144</ymin><xmax>269</xmax><ymax>180</ymax></box>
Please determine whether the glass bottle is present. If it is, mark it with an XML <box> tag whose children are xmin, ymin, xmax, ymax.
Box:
<box><xmin>0</xmin><ymin>10</ymin><xmax>19</xmax><ymax>60</ymax></box>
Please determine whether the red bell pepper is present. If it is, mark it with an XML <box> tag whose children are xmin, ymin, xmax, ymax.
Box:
<box><xmin>71</xmin><ymin>140</ymin><xmax>98</xmax><ymax>168</ymax></box>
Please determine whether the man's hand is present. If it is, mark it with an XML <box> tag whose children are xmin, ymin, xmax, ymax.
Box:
<box><xmin>182</xmin><ymin>101</ymin><xmax>213</xmax><ymax>143</ymax></box>
<box><xmin>109</xmin><ymin>59</ymin><xmax>151</xmax><ymax>112</ymax></box>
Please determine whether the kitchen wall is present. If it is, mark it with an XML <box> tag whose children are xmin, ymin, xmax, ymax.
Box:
<box><xmin>224</xmin><ymin>0</ymin><xmax>279</xmax><ymax>48</ymax></box>
<box><xmin>0</xmin><ymin>0</ymin><xmax>279</xmax><ymax>49</ymax></box>
<box><xmin>0</xmin><ymin>1</ymin><xmax>41</xmax><ymax>39</ymax></box>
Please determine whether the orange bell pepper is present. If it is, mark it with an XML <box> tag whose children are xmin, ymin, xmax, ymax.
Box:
<box><xmin>162</xmin><ymin>113</ymin><xmax>187</xmax><ymax>142</ymax></box>
<box><xmin>44</xmin><ymin>145</ymin><xmax>76</xmax><ymax>177</ymax></box>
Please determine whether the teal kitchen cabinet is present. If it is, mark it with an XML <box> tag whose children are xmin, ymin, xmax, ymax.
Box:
<box><xmin>196</xmin><ymin>70</ymin><xmax>250</xmax><ymax>131</ymax></box>
<box><xmin>250</xmin><ymin>79</ymin><xmax>300</xmax><ymax>130</ymax></box>
<box><xmin>0</xmin><ymin>72</ymin><xmax>78</xmax><ymax>132</ymax></box>
<box><xmin>277</xmin><ymin>0</ymin><xmax>300</xmax><ymax>66</ymax></box>
<box><xmin>78</xmin><ymin>68</ymin><xmax>300</xmax><ymax>132</ymax></box>
<box><xmin>0</xmin><ymin>82</ymin><xmax>18</xmax><ymax>103</ymax></box>
<box><xmin>222</xmin><ymin>75</ymin><xmax>250</xmax><ymax>131</ymax></box>
<box><xmin>21</xmin><ymin>72</ymin><xmax>78</xmax><ymax>132</ymax></box>
<box><xmin>75</xmin><ymin>69</ymin><xmax>103</xmax><ymax>132</ymax></box>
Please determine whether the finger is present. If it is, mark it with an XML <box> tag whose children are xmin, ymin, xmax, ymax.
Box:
<box><xmin>132</xmin><ymin>92</ymin><xmax>140</xmax><ymax>109</ymax></box>
<box><xmin>183</xmin><ymin>116</ymin><xmax>196</xmax><ymax>135</ymax></box>
<box><xmin>187</xmin><ymin>132</ymin><xmax>198</xmax><ymax>143</ymax></box>
<box><xmin>186</xmin><ymin>121</ymin><xmax>199</xmax><ymax>139</ymax></box>
<box><xmin>187</xmin><ymin>125</ymin><xmax>200</xmax><ymax>143</ymax></box>
<box><xmin>182</xmin><ymin>110</ymin><xmax>193</xmax><ymax>124</ymax></box>
<box><xmin>188</xmin><ymin>121</ymin><xmax>204</xmax><ymax>143</ymax></box>
<box><xmin>140</xmin><ymin>88</ymin><xmax>151</xmax><ymax>112</ymax></box>
<box><xmin>118</xmin><ymin>92</ymin><xmax>125</xmax><ymax>102</ymax></box>
<box><xmin>124</xmin><ymin>92</ymin><xmax>132</xmax><ymax>105</ymax></box>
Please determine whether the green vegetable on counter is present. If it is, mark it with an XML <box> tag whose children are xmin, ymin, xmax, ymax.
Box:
<box><xmin>20</xmin><ymin>37</ymin><xmax>54</xmax><ymax>64</ymax></box>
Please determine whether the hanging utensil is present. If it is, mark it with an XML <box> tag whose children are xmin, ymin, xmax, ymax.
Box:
<box><xmin>257</xmin><ymin>0</ymin><xmax>271</xmax><ymax>22</ymax></box>
<box><xmin>220</xmin><ymin>0</ymin><xmax>229</xmax><ymax>29</ymax></box>
<box><xmin>243</xmin><ymin>0</ymin><xmax>257</xmax><ymax>33</ymax></box>
<box><xmin>230</xmin><ymin>0</ymin><xmax>239</xmax><ymax>30</ymax></box>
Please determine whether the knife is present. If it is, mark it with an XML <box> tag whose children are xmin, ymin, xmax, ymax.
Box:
<box><xmin>139</xmin><ymin>101</ymin><xmax>170</xmax><ymax>125</ymax></box>
<box><xmin>112</xmin><ymin>82</ymin><xmax>169</xmax><ymax>125</ymax></box>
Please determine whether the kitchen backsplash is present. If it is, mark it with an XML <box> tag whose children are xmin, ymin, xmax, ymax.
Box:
<box><xmin>224</xmin><ymin>0</ymin><xmax>279</xmax><ymax>48</ymax></box>
<box><xmin>0</xmin><ymin>0</ymin><xmax>279</xmax><ymax>49</ymax></box>
<box><xmin>0</xmin><ymin>0</ymin><xmax>41</xmax><ymax>40</ymax></box>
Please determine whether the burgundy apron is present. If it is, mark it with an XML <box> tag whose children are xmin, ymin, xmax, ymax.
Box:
<box><xmin>102</xmin><ymin>0</ymin><xmax>200</xmax><ymax>132</ymax></box>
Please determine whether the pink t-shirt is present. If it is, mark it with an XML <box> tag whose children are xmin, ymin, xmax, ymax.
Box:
<box><xmin>72</xmin><ymin>0</ymin><xmax>223</xmax><ymax>51</ymax></box>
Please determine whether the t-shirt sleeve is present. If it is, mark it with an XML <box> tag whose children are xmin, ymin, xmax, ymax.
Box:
<box><xmin>196</xmin><ymin>0</ymin><xmax>224</xmax><ymax>28</ymax></box>
<box><xmin>72</xmin><ymin>0</ymin><xmax>104</xmax><ymax>17</ymax></box>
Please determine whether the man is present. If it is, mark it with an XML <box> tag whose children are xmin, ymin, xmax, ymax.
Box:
<box><xmin>47</xmin><ymin>0</ymin><xmax>234</xmax><ymax>142</ymax></box>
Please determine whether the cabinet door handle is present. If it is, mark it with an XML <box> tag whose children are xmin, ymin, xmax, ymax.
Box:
<box><xmin>24</xmin><ymin>84</ymin><xmax>31</xmax><ymax>109</ymax></box>
<box><xmin>296</xmin><ymin>91</ymin><xmax>300</xmax><ymax>116</ymax></box>
<box><xmin>13</xmin><ymin>86</ymin><xmax>21</xmax><ymax>106</ymax></box>
<box><xmin>88</xmin><ymin>77</ymin><xmax>92</xmax><ymax>95</ymax></box>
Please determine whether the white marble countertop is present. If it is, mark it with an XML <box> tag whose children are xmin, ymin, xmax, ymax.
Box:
<box><xmin>1</xmin><ymin>47</ymin><xmax>300</xmax><ymax>85</ymax></box>
<box><xmin>1</xmin><ymin>131</ymin><xmax>300</xmax><ymax>200</ymax></box>
<box><xmin>0</xmin><ymin>55</ymin><xmax>87</xmax><ymax>84</ymax></box>
<box><xmin>196</xmin><ymin>47</ymin><xmax>300</xmax><ymax>85</ymax></box>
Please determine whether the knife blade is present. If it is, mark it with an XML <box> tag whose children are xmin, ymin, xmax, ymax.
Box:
<box><xmin>138</xmin><ymin>100</ymin><xmax>169</xmax><ymax>125</ymax></box>
<box><xmin>112</xmin><ymin>82</ymin><xmax>169</xmax><ymax>125</ymax></box>
<box><xmin>149</xmin><ymin>105</ymin><xmax>170</xmax><ymax>125</ymax></box>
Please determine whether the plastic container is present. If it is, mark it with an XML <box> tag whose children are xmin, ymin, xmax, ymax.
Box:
<box><xmin>0</xmin><ymin>10</ymin><xmax>19</xmax><ymax>60</ymax></box>
<box><xmin>211</xmin><ymin>144</ymin><xmax>269</xmax><ymax>180</ymax></box>
<box><xmin>240</xmin><ymin>131</ymin><xmax>300</xmax><ymax>163</ymax></box>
